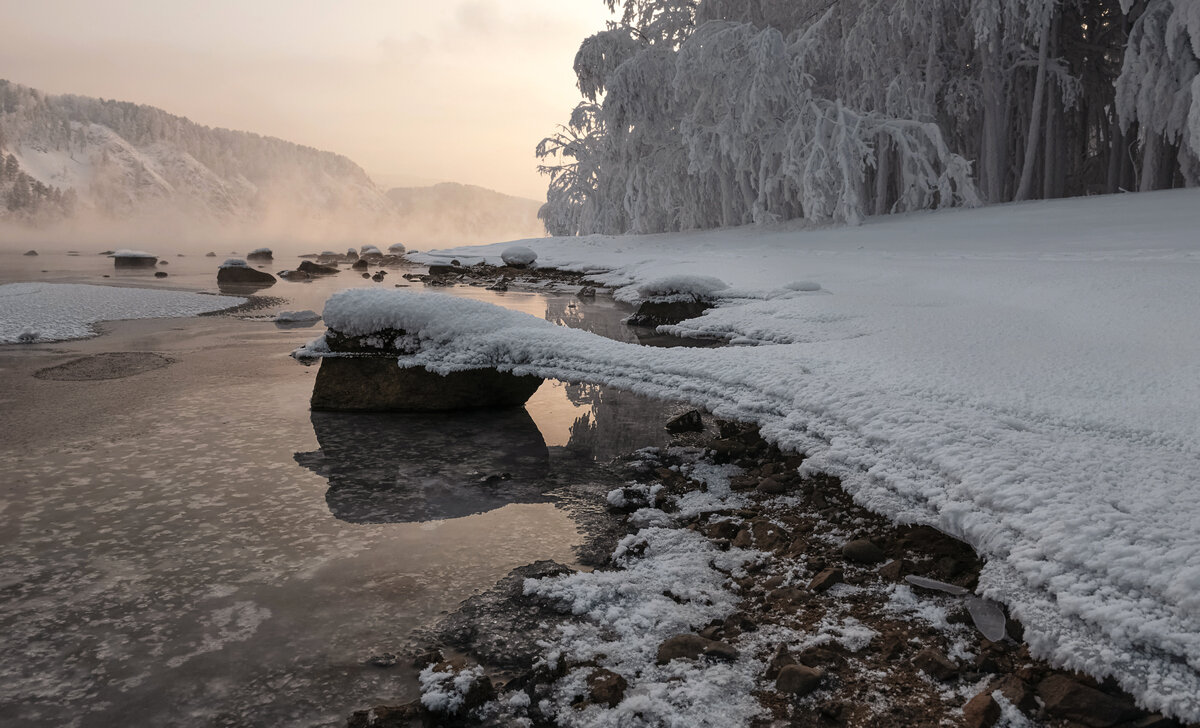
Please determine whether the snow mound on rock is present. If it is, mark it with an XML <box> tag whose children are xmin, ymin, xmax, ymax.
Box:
<box><xmin>220</xmin><ymin>258</ymin><xmax>248</xmax><ymax>268</ymax></box>
<box><xmin>501</xmin><ymin>246</ymin><xmax>537</xmax><ymax>267</ymax></box>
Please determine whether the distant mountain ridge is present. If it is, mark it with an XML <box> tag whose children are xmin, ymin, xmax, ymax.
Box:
<box><xmin>386</xmin><ymin>182</ymin><xmax>544</xmax><ymax>246</ymax></box>
<box><xmin>0</xmin><ymin>79</ymin><xmax>546</xmax><ymax>243</ymax></box>
<box><xmin>0</xmin><ymin>79</ymin><xmax>393</xmax><ymax>227</ymax></box>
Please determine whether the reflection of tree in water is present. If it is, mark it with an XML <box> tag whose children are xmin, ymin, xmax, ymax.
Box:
<box><xmin>543</xmin><ymin>295</ymin><xmax>639</xmax><ymax>344</ymax></box>
<box><xmin>294</xmin><ymin>408</ymin><xmax>552</xmax><ymax>524</ymax></box>
<box><xmin>561</xmin><ymin>380</ymin><xmax>673</xmax><ymax>461</ymax></box>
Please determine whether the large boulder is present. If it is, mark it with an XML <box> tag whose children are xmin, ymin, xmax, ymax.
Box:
<box><xmin>311</xmin><ymin>357</ymin><xmax>542</xmax><ymax>411</ymax></box>
<box><xmin>217</xmin><ymin>259</ymin><xmax>276</xmax><ymax>286</ymax></box>
<box><xmin>501</xmin><ymin>246</ymin><xmax>537</xmax><ymax>268</ymax></box>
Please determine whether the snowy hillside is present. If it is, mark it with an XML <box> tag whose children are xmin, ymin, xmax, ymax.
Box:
<box><xmin>0</xmin><ymin>79</ymin><xmax>394</xmax><ymax>226</ymax></box>
<box><xmin>386</xmin><ymin>182</ymin><xmax>545</xmax><ymax>246</ymax></box>
<box><xmin>410</xmin><ymin>188</ymin><xmax>1200</xmax><ymax>721</ymax></box>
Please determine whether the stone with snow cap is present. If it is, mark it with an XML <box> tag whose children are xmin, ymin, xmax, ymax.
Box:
<box><xmin>298</xmin><ymin>289</ymin><xmax>543</xmax><ymax>411</ymax></box>
<box><xmin>501</xmin><ymin>245</ymin><xmax>537</xmax><ymax>268</ymax></box>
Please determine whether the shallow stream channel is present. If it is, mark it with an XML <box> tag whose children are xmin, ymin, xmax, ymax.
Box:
<box><xmin>0</xmin><ymin>251</ymin><xmax>703</xmax><ymax>727</ymax></box>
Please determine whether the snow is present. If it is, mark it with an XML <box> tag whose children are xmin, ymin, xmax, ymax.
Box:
<box><xmin>629</xmin><ymin>275</ymin><xmax>729</xmax><ymax>304</ymax></box>
<box><xmin>0</xmin><ymin>283</ymin><xmax>243</xmax><ymax>343</ymax></box>
<box><xmin>248</xmin><ymin>247</ymin><xmax>272</xmax><ymax>255</ymax></box>
<box><xmin>220</xmin><ymin>258</ymin><xmax>248</xmax><ymax>268</ymax></box>
<box><xmin>521</xmin><ymin>528</ymin><xmax>764</xmax><ymax>726</ymax></box>
<box><xmin>388</xmin><ymin>243</ymin><xmax>407</xmax><ymax>254</ymax></box>
<box><xmin>387</xmin><ymin>188</ymin><xmax>1200</xmax><ymax>721</ymax></box>
<box><xmin>501</xmin><ymin>246</ymin><xmax>538</xmax><ymax>267</ymax></box>
<box><xmin>110</xmin><ymin>249</ymin><xmax>156</xmax><ymax>259</ymax></box>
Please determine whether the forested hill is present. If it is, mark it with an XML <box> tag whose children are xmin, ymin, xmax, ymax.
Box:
<box><xmin>0</xmin><ymin>79</ymin><xmax>394</xmax><ymax>227</ymax></box>
<box><xmin>386</xmin><ymin>183</ymin><xmax>545</xmax><ymax>246</ymax></box>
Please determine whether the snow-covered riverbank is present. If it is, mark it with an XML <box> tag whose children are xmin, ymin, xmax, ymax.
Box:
<box><xmin>400</xmin><ymin>189</ymin><xmax>1200</xmax><ymax>721</ymax></box>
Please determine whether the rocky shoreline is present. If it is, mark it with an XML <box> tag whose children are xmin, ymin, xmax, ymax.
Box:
<box><xmin>280</xmin><ymin>259</ymin><xmax>1187</xmax><ymax>727</ymax></box>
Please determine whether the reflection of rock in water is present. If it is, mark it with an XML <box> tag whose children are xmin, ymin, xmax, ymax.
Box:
<box><xmin>295</xmin><ymin>408</ymin><xmax>552</xmax><ymax>523</ymax></box>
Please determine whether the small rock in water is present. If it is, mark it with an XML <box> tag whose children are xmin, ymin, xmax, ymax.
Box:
<box><xmin>665</xmin><ymin>409</ymin><xmax>704</xmax><ymax>433</ymax></box>
<box><xmin>16</xmin><ymin>328</ymin><xmax>39</xmax><ymax>343</ymax></box>
<box><xmin>372</xmin><ymin>271</ymin><xmax>385</xmax><ymax>282</ymax></box>
<box><xmin>155</xmin><ymin>271</ymin><xmax>168</xmax><ymax>278</ymax></box>
<box><xmin>23</xmin><ymin>249</ymin><xmax>38</xmax><ymax>256</ymax></box>
<box><xmin>361</xmin><ymin>272</ymin><xmax>370</xmax><ymax>278</ymax></box>
<box><xmin>205</xmin><ymin>252</ymin><xmax>216</xmax><ymax>257</ymax></box>
<box><xmin>578</xmin><ymin>285</ymin><xmax>596</xmax><ymax>298</ymax></box>
<box><xmin>367</xmin><ymin>652</ymin><xmax>397</xmax><ymax>668</ymax></box>
<box><xmin>352</xmin><ymin>259</ymin><xmax>368</xmax><ymax>270</ymax></box>
<box><xmin>842</xmin><ymin>538</ymin><xmax>885</xmax><ymax>563</ymax></box>
<box><xmin>158</xmin><ymin>260</ymin><xmax>169</xmax><ymax>265</ymax></box>
<box><xmin>486</xmin><ymin>276</ymin><xmax>510</xmax><ymax>292</ymax></box>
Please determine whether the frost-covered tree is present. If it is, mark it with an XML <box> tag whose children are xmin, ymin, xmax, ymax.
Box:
<box><xmin>540</xmin><ymin>0</ymin><xmax>1195</xmax><ymax>235</ymax></box>
<box><xmin>1116</xmin><ymin>0</ymin><xmax>1200</xmax><ymax>189</ymax></box>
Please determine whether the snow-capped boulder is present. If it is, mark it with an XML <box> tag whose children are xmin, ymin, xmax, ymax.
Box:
<box><xmin>627</xmin><ymin>275</ymin><xmax>728</xmax><ymax>326</ymax></box>
<box><xmin>246</xmin><ymin>247</ymin><xmax>273</xmax><ymax>261</ymax></box>
<box><xmin>295</xmin><ymin>289</ymin><xmax>544</xmax><ymax>411</ymax></box>
<box><xmin>388</xmin><ymin>243</ymin><xmax>407</xmax><ymax>254</ymax></box>
<box><xmin>216</xmin><ymin>259</ymin><xmax>276</xmax><ymax>286</ymax></box>
<box><xmin>501</xmin><ymin>246</ymin><xmax>537</xmax><ymax>268</ymax></box>
<box><xmin>111</xmin><ymin>249</ymin><xmax>158</xmax><ymax>268</ymax></box>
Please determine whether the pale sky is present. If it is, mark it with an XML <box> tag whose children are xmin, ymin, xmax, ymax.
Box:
<box><xmin>0</xmin><ymin>0</ymin><xmax>613</xmax><ymax>199</ymax></box>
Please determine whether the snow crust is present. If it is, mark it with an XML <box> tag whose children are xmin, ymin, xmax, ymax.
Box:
<box><xmin>0</xmin><ymin>283</ymin><xmax>242</xmax><ymax>343</ymax></box>
<box><xmin>379</xmin><ymin>189</ymin><xmax>1200</xmax><ymax>721</ymax></box>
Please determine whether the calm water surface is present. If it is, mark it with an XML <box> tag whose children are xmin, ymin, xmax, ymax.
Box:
<box><xmin>0</xmin><ymin>250</ymin><xmax>685</xmax><ymax>726</ymax></box>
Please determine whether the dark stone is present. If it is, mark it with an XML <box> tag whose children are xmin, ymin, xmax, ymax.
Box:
<box><xmin>751</xmin><ymin>519</ymin><xmax>790</xmax><ymax>550</ymax></box>
<box><xmin>666</xmin><ymin>409</ymin><xmax>704</xmax><ymax>433</ymax></box>
<box><xmin>776</xmin><ymin>664</ymin><xmax>823</xmax><ymax>696</ymax></box>
<box><xmin>246</xmin><ymin>250</ymin><xmax>273</xmax><ymax>261</ymax></box>
<box><xmin>217</xmin><ymin>266</ymin><xmax>276</xmax><ymax>285</ymax></box>
<box><xmin>411</xmin><ymin>648</ymin><xmax>444</xmax><ymax>668</ymax></box>
<box><xmin>158</xmin><ymin>259</ymin><xmax>169</xmax><ymax>265</ymax></box>
<box><xmin>913</xmin><ymin>648</ymin><xmax>959</xmax><ymax>681</ymax></box>
<box><xmin>628</xmin><ymin>299</ymin><xmax>713</xmax><ymax>326</ymax></box>
<box><xmin>298</xmin><ymin>260</ymin><xmax>339</xmax><ymax>275</ymax></box>
<box><xmin>764</xmin><ymin>645</ymin><xmax>796</xmax><ymax>680</ymax></box>
<box><xmin>114</xmin><ymin>255</ymin><xmax>158</xmax><ymax>268</ymax></box>
<box><xmin>372</xmin><ymin>272</ymin><xmax>385</xmax><ymax>282</ymax></box>
<box><xmin>1036</xmin><ymin>675</ymin><xmax>1142</xmax><ymax>727</ymax></box>
<box><xmin>962</xmin><ymin>692</ymin><xmax>1002</xmax><ymax>728</ymax></box>
<box><xmin>655</xmin><ymin>634</ymin><xmax>738</xmax><ymax>664</ymax></box>
<box><xmin>989</xmin><ymin>675</ymin><xmax>1037</xmax><ymax>712</ymax></box>
<box><xmin>578</xmin><ymin>286</ymin><xmax>596</xmax><ymax>298</ymax></box>
<box><xmin>428</xmin><ymin>264</ymin><xmax>461</xmax><ymax>276</ymax></box>
<box><xmin>587</xmin><ymin>669</ymin><xmax>627</xmax><ymax>707</ymax></box>
<box><xmin>352</xmin><ymin>259</ymin><xmax>369</xmax><ymax>270</ymax></box>
<box><xmin>347</xmin><ymin>701</ymin><xmax>423</xmax><ymax>728</ymax></box>
<box><xmin>310</xmin><ymin>357</ymin><xmax>543</xmax><ymax>411</ymax></box>
<box><xmin>154</xmin><ymin>271</ymin><xmax>168</xmax><ymax>278</ymax></box>
<box><xmin>878</xmin><ymin>559</ymin><xmax>912</xmax><ymax>581</ymax></box>
<box><xmin>757</xmin><ymin>477</ymin><xmax>786</xmax><ymax>495</ymax></box>
<box><xmin>765</xmin><ymin>586</ymin><xmax>811</xmax><ymax>609</ymax></box>
<box><xmin>808</xmin><ymin>567</ymin><xmax>844</xmax><ymax>593</ymax></box>
<box><xmin>205</xmin><ymin>252</ymin><xmax>216</xmax><ymax>257</ymax></box>
<box><xmin>23</xmin><ymin>250</ymin><xmax>37</xmax><ymax>256</ymax></box>
<box><xmin>367</xmin><ymin>653</ymin><xmax>397</xmax><ymax>668</ymax></box>
<box><xmin>486</xmin><ymin>276</ymin><xmax>510</xmax><ymax>292</ymax></box>
<box><xmin>842</xmin><ymin>538</ymin><xmax>886</xmax><ymax>563</ymax></box>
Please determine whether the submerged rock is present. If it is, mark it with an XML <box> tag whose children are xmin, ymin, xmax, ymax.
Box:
<box><xmin>111</xmin><ymin>250</ymin><xmax>158</xmax><ymax>268</ymax></box>
<box><xmin>627</xmin><ymin>298</ymin><xmax>713</xmax><ymax>327</ymax></box>
<box><xmin>352</xmin><ymin>259</ymin><xmax>369</xmax><ymax>271</ymax></box>
<box><xmin>23</xmin><ymin>249</ymin><xmax>37</xmax><ymax>256</ymax></box>
<box><xmin>154</xmin><ymin>271</ymin><xmax>168</xmax><ymax>278</ymax></box>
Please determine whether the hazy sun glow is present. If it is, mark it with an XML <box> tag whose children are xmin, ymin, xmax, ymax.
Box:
<box><xmin>0</xmin><ymin>0</ymin><xmax>613</xmax><ymax>199</ymax></box>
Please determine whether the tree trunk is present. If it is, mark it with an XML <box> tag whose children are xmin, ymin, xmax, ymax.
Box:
<box><xmin>1015</xmin><ymin>19</ymin><xmax>1052</xmax><ymax>201</ymax></box>
<box><xmin>874</xmin><ymin>135</ymin><xmax>891</xmax><ymax>216</ymax></box>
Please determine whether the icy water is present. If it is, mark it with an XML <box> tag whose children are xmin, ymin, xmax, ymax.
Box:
<box><xmin>0</xmin><ymin>251</ymin><xmax>687</xmax><ymax>726</ymax></box>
